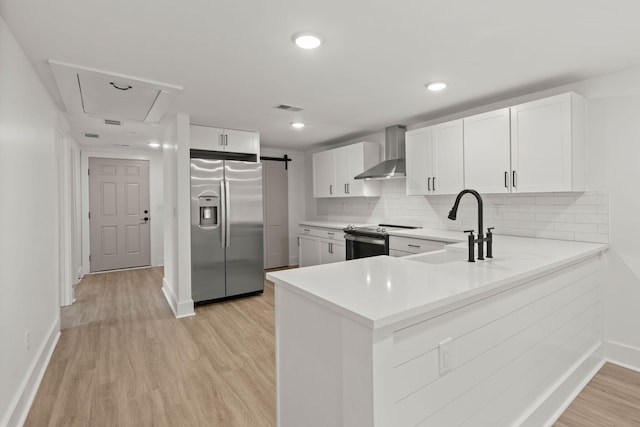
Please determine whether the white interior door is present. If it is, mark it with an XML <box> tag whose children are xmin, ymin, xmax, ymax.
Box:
<box><xmin>89</xmin><ymin>158</ymin><xmax>150</xmax><ymax>272</ymax></box>
<box><xmin>263</xmin><ymin>160</ymin><xmax>289</xmax><ymax>269</ymax></box>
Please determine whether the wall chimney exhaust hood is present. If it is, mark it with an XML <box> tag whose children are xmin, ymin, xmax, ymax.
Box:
<box><xmin>354</xmin><ymin>125</ymin><xmax>407</xmax><ymax>180</ymax></box>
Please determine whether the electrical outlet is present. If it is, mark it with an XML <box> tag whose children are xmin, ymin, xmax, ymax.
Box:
<box><xmin>26</xmin><ymin>330</ymin><xmax>31</xmax><ymax>352</ymax></box>
<box><xmin>439</xmin><ymin>338</ymin><xmax>452</xmax><ymax>375</ymax></box>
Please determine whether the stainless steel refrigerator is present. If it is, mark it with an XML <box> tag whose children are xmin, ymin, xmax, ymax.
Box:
<box><xmin>190</xmin><ymin>153</ymin><xmax>264</xmax><ymax>304</ymax></box>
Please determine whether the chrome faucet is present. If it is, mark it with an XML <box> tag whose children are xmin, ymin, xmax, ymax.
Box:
<box><xmin>448</xmin><ymin>189</ymin><xmax>493</xmax><ymax>262</ymax></box>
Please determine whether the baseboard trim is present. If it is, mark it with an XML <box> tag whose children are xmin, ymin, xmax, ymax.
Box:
<box><xmin>3</xmin><ymin>317</ymin><xmax>60</xmax><ymax>427</ymax></box>
<box><xmin>162</xmin><ymin>277</ymin><xmax>195</xmax><ymax>319</ymax></box>
<box><xmin>517</xmin><ymin>339</ymin><xmax>640</xmax><ymax>427</ymax></box>
<box><xmin>518</xmin><ymin>342</ymin><xmax>604</xmax><ymax>427</ymax></box>
<box><xmin>604</xmin><ymin>340</ymin><xmax>640</xmax><ymax>372</ymax></box>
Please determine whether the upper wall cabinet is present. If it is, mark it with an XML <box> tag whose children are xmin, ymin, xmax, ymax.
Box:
<box><xmin>463</xmin><ymin>108</ymin><xmax>512</xmax><ymax>193</ymax></box>
<box><xmin>190</xmin><ymin>124</ymin><xmax>260</xmax><ymax>155</ymax></box>
<box><xmin>312</xmin><ymin>142</ymin><xmax>381</xmax><ymax>198</ymax></box>
<box><xmin>405</xmin><ymin>119</ymin><xmax>464</xmax><ymax>196</ymax></box>
<box><xmin>510</xmin><ymin>93</ymin><xmax>586</xmax><ymax>193</ymax></box>
<box><xmin>463</xmin><ymin>92</ymin><xmax>586</xmax><ymax>193</ymax></box>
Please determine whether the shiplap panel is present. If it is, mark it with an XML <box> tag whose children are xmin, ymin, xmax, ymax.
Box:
<box><xmin>391</xmin><ymin>271</ymin><xmax>599</xmax><ymax>402</ymax></box>
<box><xmin>420</xmin><ymin>315</ymin><xmax>599</xmax><ymax>426</ymax></box>
<box><xmin>392</xmin><ymin>285</ymin><xmax>601</xmax><ymax>426</ymax></box>
<box><xmin>392</xmin><ymin>258</ymin><xmax>598</xmax><ymax>365</ymax></box>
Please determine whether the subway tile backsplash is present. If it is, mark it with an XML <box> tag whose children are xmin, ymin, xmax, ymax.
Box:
<box><xmin>316</xmin><ymin>179</ymin><xmax>609</xmax><ymax>243</ymax></box>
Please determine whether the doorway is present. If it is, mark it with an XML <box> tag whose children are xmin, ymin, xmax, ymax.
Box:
<box><xmin>89</xmin><ymin>157</ymin><xmax>151</xmax><ymax>272</ymax></box>
<box><xmin>263</xmin><ymin>160</ymin><xmax>289</xmax><ymax>269</ymax></box>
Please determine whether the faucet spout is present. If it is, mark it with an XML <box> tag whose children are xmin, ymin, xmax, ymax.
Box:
<box><xmin>448</xmin><ymin>189</ymin><xmax>489</xmax><ymax>261</ymax></box>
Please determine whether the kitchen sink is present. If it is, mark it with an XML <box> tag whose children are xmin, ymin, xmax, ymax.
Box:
<box><xmin>404</xmin><ymin>249</ymin><xmax>466</xmax><ymax>264</ymax></box>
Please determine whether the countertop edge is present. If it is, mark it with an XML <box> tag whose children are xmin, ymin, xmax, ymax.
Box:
<box><xmin>268</xmin><ymin>272</ymin><xmax>376</xmax><ymax>328</ymax></box>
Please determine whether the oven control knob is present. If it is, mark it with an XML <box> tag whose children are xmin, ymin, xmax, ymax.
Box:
<box><xmin>380</xmin><ymin>227</ymin><xmax>386</xmax><ymax>233</ymax></box>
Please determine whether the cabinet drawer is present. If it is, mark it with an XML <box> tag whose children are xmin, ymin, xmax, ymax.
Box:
<box><xmin>298</xmin><ymin>226</ymin><xmax>344</xmax><ymax>240</ymax></box>
<box><xmin>389</xmin><ymin>249</ymin><xmax>413</xmax><ymax>257</ymax></box>
<box><xmin>389</xmin><ymin>236</ymin><xmax>446</xmax><ymax>254</ymax></box>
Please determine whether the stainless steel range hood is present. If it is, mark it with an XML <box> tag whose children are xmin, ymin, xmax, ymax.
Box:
<box><xmin>354</xmin><ymin>125</ymin><xmax>407</xmax><ymax>180</ymax></box>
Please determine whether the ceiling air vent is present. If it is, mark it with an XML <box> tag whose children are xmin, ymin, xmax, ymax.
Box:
<box><xmin>275</xmin><ymin>104</ymin><xmax>304</xmax><ymax>112</ymax></box>
<box><xmin>84</xmin><ymin>133</ymin><xmax>100</xmax><ymax>138</ymax></box>
<box><xmin>104</xmin><ymin>119</ymin><xmax>122</xmax><ymax>126</ymax></box>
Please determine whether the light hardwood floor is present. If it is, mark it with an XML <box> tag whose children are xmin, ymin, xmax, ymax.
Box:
<box><xmin>26</xmin><ymin>267</ymin><xmax>640</xmax><ymax>426</ymax></box>
<box><xmin>26</xmin><ymin>267</ymin><xmax>275</xmax><ymax>427</ymax></box>
<box><xmin>554</xmin><ymin>362</ymin><xmax>640</xmax><ymax>427</ymax></box>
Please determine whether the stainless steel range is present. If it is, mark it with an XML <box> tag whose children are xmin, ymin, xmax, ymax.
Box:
<box><xmin>344</xmin><ymin>224</ymin><xmax>419</xmax><ymax>260</ymax></box>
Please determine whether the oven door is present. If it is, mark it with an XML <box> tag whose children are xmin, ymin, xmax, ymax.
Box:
<box><xmin>345</xmin><ymin>233</ymin><xmax>388</xmax><ymax>260</ymax></box>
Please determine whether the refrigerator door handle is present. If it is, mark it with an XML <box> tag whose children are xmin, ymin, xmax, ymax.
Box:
<box><xmin>225</xmin><ymin>180</ymin><xmax>231</xmax><ymax>247</ymax></box>
<box><xmin>220</xmin><ymin>181</ymin><xmax>226</xmax><ymax>248</ymax></box>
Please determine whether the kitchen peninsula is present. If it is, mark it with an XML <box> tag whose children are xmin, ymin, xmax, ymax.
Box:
<box><xmin>267</xmin><ymin>236</ymin><xmax>608</xmax><ymax>427</ymax></box>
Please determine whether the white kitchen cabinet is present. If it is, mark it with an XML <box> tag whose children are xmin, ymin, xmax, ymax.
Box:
<box><xmin>405</xmin><ymin>119</ymin><xmax>464</xmax><ymax>196</ymax></box>
<box><xmin>405</xmin><ymin>127</ymin><xmax>432</xmax><ymax>195</ymax></box>
<box><xmin>431</xmin><ymin>119</ymin><xmax>464</xmax><ymax>195</ymax></box>
<box><xmin>320</xmin><ymin>240</ymin><xmax>345</xmax><ymax>264</ymax></box>
<box><xmin>510</xmin><ymin>92</ymin><xmax>586</xmax><ymax>192</ymax></box>
<box><xmin>313</xmin><ymin>142</ymin><xmax>381</xmax><ymax>198</ymax></box>
<box><xmin>463</xmin><ymin>92</ymin><xmax>586</xmax><ymax>194</ymax></box>
<box><xmin>463</xmin><ymin>108</ymin><xmax>512</xmax><ymax>193</ymax></box>
<box><xmin>190</xmin><ymin>124</ymin><xmax>259</xmax><ymax>155</ymax></box>
<box><xmin>312</xmin><ymin>150</ymin><xmax>336</xmax><ymax>197</ymax></box>
<box><xmin>298</xmin><ymin>225</ymin><xmax>345</xmax><ymax>267</ymax></box>
<box><xmin>299</xmin><ymin>235</ymin><xmax>321</xmax><ymax>267</ymax></box>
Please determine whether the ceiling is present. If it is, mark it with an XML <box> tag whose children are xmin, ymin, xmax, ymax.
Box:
<box><xmin>1</xmin><ymin>0</ymin><xmax>640</xmax><ymax>151</ymax></box>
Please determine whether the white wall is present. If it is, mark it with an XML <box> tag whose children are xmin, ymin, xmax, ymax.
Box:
<box><xmin>261</xmin><ymin>147</ymin><xmax>306</xmax><ymax>265</ymax></box>
<box><xmin>0</xmin><ymin>16</ymin><xmax>61</xmax><ymax>427</ymax></box>
<box><xmin>592</xmin><ymin>93</ymin><xmax>640</xmax><ymax>361</ymax></box>
<box><xmin>80</xmin><ymin>147</ymin><xmax>165</xmax><ymax>274</ymax></box>
<box><xmin>161</xmin><ymin>113</ymin><xmax>194</xmax><ymax>318</ymax></box>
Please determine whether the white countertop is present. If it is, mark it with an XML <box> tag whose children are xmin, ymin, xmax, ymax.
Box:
<box><xmin>299</xmin><ymin>220</ymin><xmax>374</xmax><ymax>230</ymax></box>
<box><xmin>387</xmin><ymin>227</ymin><xmax>466</xmax><ymax>243</ymax></box>
<box><xmin>267</xmin><ymin>236</ymin><xmax>608</xmax><ymax>330</ymax></box>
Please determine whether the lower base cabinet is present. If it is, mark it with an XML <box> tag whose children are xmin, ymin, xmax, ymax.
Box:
<box><xmin>299</xmin><ymin>226</ymin><xmax>346</xmax><ymax>267</ymax></box>
<box><xmin>299</xmin><ymin>235</ymin><xmax>321</xmax><ymax>267</ymax></box>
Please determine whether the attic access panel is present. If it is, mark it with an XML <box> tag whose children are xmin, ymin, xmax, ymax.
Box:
<box><xmin>78</xmin><ymin>73</ymin><xmax>160</xmax><ymax>121</ymax></box>
<box><xmin>49</xmin><ymin>60</ymin><xmax>183</xmax><ymax>123</ymax></box>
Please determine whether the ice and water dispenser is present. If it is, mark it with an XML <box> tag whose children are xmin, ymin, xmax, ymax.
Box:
<box><xmin>198</xmin><ymin>196</ymin><xmax>219</xmax><ymax>227</ymax></box>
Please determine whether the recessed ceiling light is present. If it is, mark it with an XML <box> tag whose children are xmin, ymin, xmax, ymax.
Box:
<box><xmin>291</xmin><ymin>122</ymin><xmax>305</xmax><ymax>129</ymax></box>
<box><xmin>148</xmin><ymin>142</ymin><xmax>160</xmax><ymax>148</ymax></box>
<box><xmin>426</xmin><ymin>82</ymin><xmax>447</xmax><ymax>92</ymax></box>
<box><xmin>293</xmin><ymin>32</ymin><xmax>323</xmax><ymax>49</ymax></box>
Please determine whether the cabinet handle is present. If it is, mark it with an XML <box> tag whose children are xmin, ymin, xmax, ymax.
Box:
<box><xmin>330</xmin><ymin>184</ymin><xmax>333</xmax><ymax>195</ymax></box>
<box><xmin>504</xmin><ymin>171</ymin><xmax>508</xmax><ymax>188</ymax></box>
<box><xmin>225</xmin><ymin>134</ymin><xmax>228</xmax><ymax>146</ymax></box>
<box><xmin>297</xmin><ymin>237</ymin><xmax>300</xmax><ymax>246</ymax></box>
<box><xmin>329</xmin><ymin>242</ymin><xmax>333</xmax><ymax>254</ymax></box>
<box><xmin>512</xmin><ymin>170</ymin><xmax>517</xmax><ymax>188</ymax></box>
<box><xmin>346</xmin><ymin>183</ymin><xmax>350</xmax><ymax>194</ymax></box>
<box><xmin>219</xmin><ymin>135</ymin><xmax>224</xmax><ymax>146</ymax></box>
<box><xmin>344</xmin><ymin>183</ymin><xmax>347</xmax><ymax>194</ymax></box>
<box><xmin>432</xmin><ymin>176</ymin><xmax>436</xmax><ymax>191</ymax></box>
<box><xmin>427</xmin><ymin>177</ymin><xmax>431</xmax><ymax>191</ymax></box>
<box><xmin>303</xmin><ymin>228</ymin><xmax>310</xmax><ymax>232</ymax></box>
<box><xmin>408</xmin><ymin>244</ymin><xmax>421</xmax><ymax>248</ymax></box>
